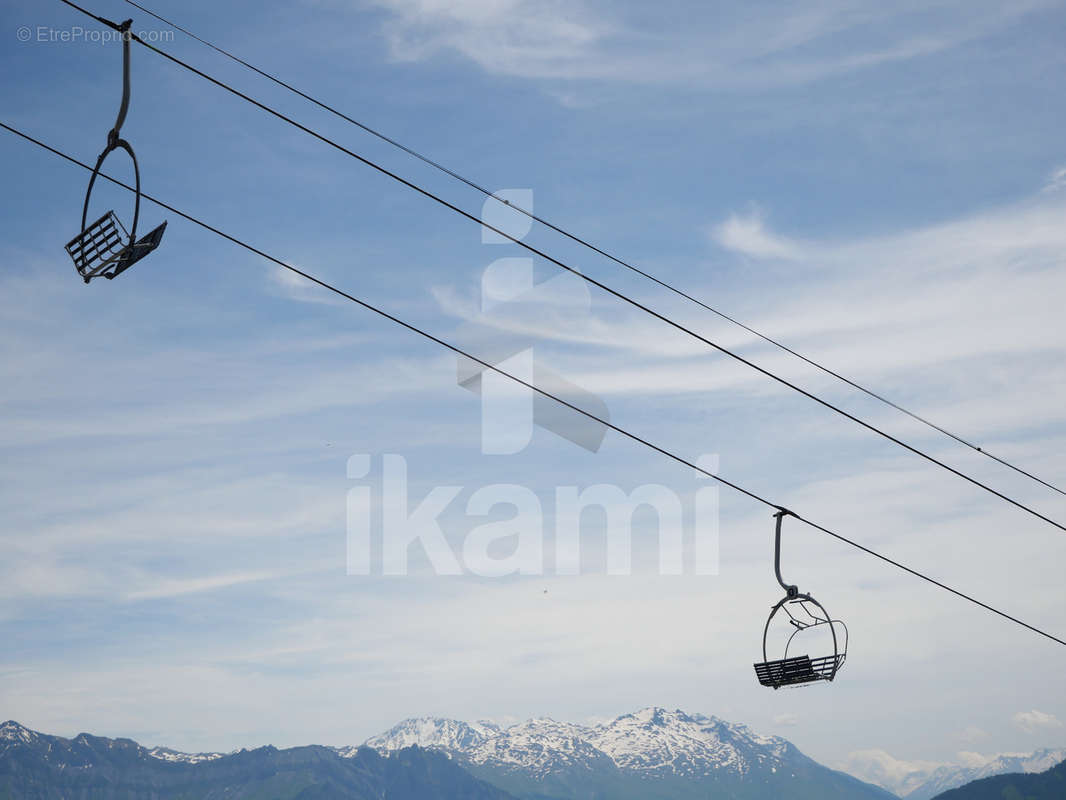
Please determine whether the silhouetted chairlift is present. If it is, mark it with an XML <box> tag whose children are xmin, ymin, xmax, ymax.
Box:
<box><xmin>754</xmin><ymin>510</ymin><xmax>848</xmax><ymax>689</ymax></box>
<box><xmin>64</xmin><ymin>19</ymin><xmax>166</xmax><ymax>283</ymax></box>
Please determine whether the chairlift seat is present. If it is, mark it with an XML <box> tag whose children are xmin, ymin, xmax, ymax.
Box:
<box><xmin>754</xmin><ymin>654</ymin><xmax>844</xmax><ymax>688</ymax></box>
<box><xmin>65</xmin><ymin>211</ymin><xmax>166</xmax><ymax>282</ymax></box>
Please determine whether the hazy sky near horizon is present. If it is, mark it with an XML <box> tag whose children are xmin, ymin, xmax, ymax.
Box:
<box><xmin>2</xmin><ymin>0</ymin><xmax>1066</xmax><ymax>777</ymax></box>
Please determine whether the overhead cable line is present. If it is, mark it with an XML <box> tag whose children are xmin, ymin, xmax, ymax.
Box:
<box><xmin>119</xmin><ymin>0</ymin><xmax>1066</xmax><ymax>500</ymax></box>
<box><xmin>3</xmin><ymin>116</ymin><xmax>1064</xmax><ymax>649</ymax></box>
<box><xmin>52</xmin><ymin>0</ymin><xmax>1066</xmax><ymax>536</ymax></box>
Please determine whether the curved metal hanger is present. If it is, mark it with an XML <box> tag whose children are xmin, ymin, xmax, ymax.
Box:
<box><xmin>773</xmin><ymin>509</ymin><xmax>799</xmax><ymax>598</ymax></box>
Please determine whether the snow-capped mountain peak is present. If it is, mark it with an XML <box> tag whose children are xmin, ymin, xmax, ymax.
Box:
<box><xmin>362</xmin><ymin>716</ymin><xmax>502</xmax><ymax>754</ymax></box>
<box><xmin>0</xmin><ymin>721</ymin><xmax>38</xmax><ymax>746</ymax></box>
<box><xmin>361</xmin><ymin>707</ymin><xmax>797</xmax><ymax>780</ymax></box>
<box><xmin>0</xmin><ymin>725</ymin><xmax>36</xmax><ymax>746</ymax></box>
<box><xmin>589</xmin><ymin>707</ymin><xmax>790</xmax><ymax>777</ymax></box>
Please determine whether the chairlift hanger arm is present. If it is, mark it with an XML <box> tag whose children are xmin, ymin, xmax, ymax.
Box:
<box><xmin>65</xmin><ymin>5</ymin><xmax>133</xmax><ymax>147</ymax></box>
<box><xmin>110</xmin><ymin>19</ymin><xmax>133</xmax><ymax>146</ymax></box>
<box><xmin>774</xmin><ymin>509</ymin><xmax>799</xmax><ymax>598</ymax></box>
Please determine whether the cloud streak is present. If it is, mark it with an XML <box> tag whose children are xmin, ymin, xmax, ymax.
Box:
<box><xmin>710</xmin><ymin>209</ymin><xmax>803</xmax><ymax>260</ymax></box>
<box><xmin>363</xmin><ymin>0</ymin><xmax>1054</xmax><ymax>89</ymax></box>
<box><xmin>1013</xmin><ymin>710</ymin><xmax>1063</xmax><ymax>734</ymax></box>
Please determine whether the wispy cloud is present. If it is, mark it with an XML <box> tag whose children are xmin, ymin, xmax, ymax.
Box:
<box><xmin>710</xmin><ymin>209</ymin><xmax>803</xmax><ymax>260</ymax></box>
<box><xmin>957</xmin><ymin>725</ymin><xmax>988</xmax><ymax>743</ymax></box>
<box><xmin>1043</xmin><ymin>166</ymin><xmax>1066</xmax><ymax>193</ymax></box>
<box><xmin>1012</xmin><ymin>710</ymin><xmax>1063</xmax><ymax>734</ymax></box>
<box><xmin>362</xmin><ymin>0</ymin><xmax>1053</xmax><ymax>89</ymax></box>
<box><xmin>267</xmin><ymin>265</ymin><xmax>347</xmax><ymax>306</ymax></box>
<box><xmin>125</xmin><ymin>569</ymin><xmax>290</xmax><ymax>601</ymax></box>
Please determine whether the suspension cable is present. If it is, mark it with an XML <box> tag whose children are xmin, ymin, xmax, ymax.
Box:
<box><xmin>49</xmin><ymin>0</ymin><xmax>1066</xmax><ymax>537</ymax></box>
<box><xmin>4</xmin><ymin>117</ymin><xmax>1064</xmax><ymax>648</ymax></box>
<box><xmin>119</xmin><ymin>0</ymin><xmax>1066</xmax><ymax>499</ymax></box>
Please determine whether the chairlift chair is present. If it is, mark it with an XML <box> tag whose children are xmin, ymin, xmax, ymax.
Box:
<box><xmin>64</xmin><ymin>19</ymin><xmax>166</xmax><ymax>283</ymax></box>
<box><xmin>753</xmin><ymin>510</ymin><xmax>848</xmax><ymax>689</ymax></box>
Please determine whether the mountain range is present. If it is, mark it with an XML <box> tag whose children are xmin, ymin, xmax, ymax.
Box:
<box><xmin>2</xmin><ymin>711</ymin><xmax>1062</xmax><ymax>800</ymax></box>
<box><xmin>364</xmin><ymin>707</ymin><xmax>893</xmax><ymax>799</ymax></box>
<box><xmin>0</xmin><ymin>720</ymin><xmax>508</xmax><ymax>800</ymax></box>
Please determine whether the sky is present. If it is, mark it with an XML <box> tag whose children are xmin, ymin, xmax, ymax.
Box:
<box><xmin>1</xmin><ymin>0</ymin><xmax>1066</xmax><ymax>783</ymax></box>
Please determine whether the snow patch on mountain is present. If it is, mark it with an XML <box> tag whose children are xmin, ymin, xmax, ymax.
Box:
<box><xmin>469</xmin><ymin>718</ymin><xmax>609</xmax><ymax>778</ymax></box>
<box><xmin>147</xmin><ymin>746</ymin><xmax>226</xmax><ymax>764</ymax></box>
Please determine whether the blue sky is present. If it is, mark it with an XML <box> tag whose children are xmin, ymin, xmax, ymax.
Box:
<box><xmin>2</xmin><ymin>0</ymin><xmax>1066</xmax><ymax>781</ymax></box>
